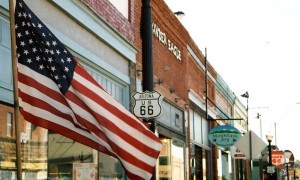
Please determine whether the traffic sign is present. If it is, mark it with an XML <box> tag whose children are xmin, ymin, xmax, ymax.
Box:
<box><xmin>267</xmin><ymin>166</ymin><xmax>275</xmax><ymax>174</ymax></box>
<box><xmin>132</xmin><ymin>91</ymin><xmax>163</xmax><ymax>119</ymax></box>
<box><xmin>234</xmin><ymin>152</ymin><xmax>247</xmax><ymax>159</ymax></box>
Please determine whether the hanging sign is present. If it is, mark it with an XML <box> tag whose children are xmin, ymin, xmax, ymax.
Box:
<box><xmin>208</xmin><ymin>125</ymin><xmax>241</xmax><ymax>148</ymax></box>
<box><xmin>271</xmin><ymin>150</ymin><xmax>285</xmax><ymax>168</ymax></box>
<box><xmin>132</xmin><ymin>91</ymin><xmax>163</xmax><ymax>119</ymax></box>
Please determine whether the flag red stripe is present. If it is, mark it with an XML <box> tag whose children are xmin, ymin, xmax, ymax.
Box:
<box><xmin>18</xmin><ymin>72</ymin><xmax>118</xmax><ymax>153</ymax></box>
<box><xmin>18</xmin><ymin>73</ymin><xmax>88</xmax><ymax>131</ymax></box>
<box><xmin>65</xmin><ymin>98</ymin><xmax>156</xmax><ymax>173</ymax></box>
<box><xmin>19</xmin><ymin>65</ymin><xmax>158</xmax><ymax>173</ymax></box>
<box><xmin>18</xmin><ymin>70</ymin><xmax>116</xmax><ymax>157</ymax></box>
<box><xmin>18</xmin><ymin>90</ymin><xmax>73</xmax><ymax>123</ymax></box>
<box><xmin>19</xmin><ymin>110</ymin><xmax>114</xmax><ymax>157</ymax></box>
<box><xmin>65</xmin><ymin>87</ymin><xmax>157</xmax><ymax>172</ymax></box>
<box><xmin>70</xmin><ymin>78</ymin><xmax>161</xmax><ymax>155</ymax></box>
<box><xmin>74</xmin><ymin>66</ymin><xmax>160</xmax><ymax>143</ymax></box>
<box><xmin>15</xmin><ymin>0</ymin><xmax>162</xmax><ymax>178</ymax></box>
<box><xmin>18</xmin><ymin>72</ymin><xmax>69</xmax><ymax>106</ymax></box>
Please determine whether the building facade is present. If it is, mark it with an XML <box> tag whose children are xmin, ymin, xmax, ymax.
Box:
<box><xmin>1</xmin><ymin>0</ymin><xmax>137</xmax><ymax>179</ymax></box>
<box><xmin>0</xmin><ymin>0</ymin><xmax>249</xmax><ymax>179</ymax></box>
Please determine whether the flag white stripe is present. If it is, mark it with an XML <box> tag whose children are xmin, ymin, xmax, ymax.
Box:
<box><xmin>19</xmin><ymin>65</ymin><xmax>159</xmax><ymax>162</ymax></box>
<box><xmin>15</xmin><ymin>1</ymin><xmax>162</xmax><ymax>178</ymax></box>
<box><xmin>18</xmin><ymin>98</ymin><xmax>100</xmax><ymax>144</ymax></box>
<box><xmin>18</xmin><ymin>64</ymin><xmax>155</xmax><ymax>177</ymax></box>
<box><xmin>70</xmin><ymin>87</ymin><xmax>159</xmax><ymax>164</ymax></box>
<box><xmin>18</xmin><ymin>64</ymin><xmax>88</xmax><ymax>130</ymax></box>
<box><xmin>73</xmin><ymin>71</ymin><xmax>144</xmax><ymax>125</ymax></box>
<box><xmin>19</xmin><ymin>98</ymin><xmax>152</xmax><ymax>178</ymax></box>
<box><xmin>74</xmin><ymin>72</ymin><xmax>161</xmax><ymax>150</ymax></box>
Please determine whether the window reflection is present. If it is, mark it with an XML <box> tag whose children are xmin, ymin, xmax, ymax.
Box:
<box><xmin>159</xmin><ymin>138</ymin><xmax>184</xmax><ymax>180</ymax></box>
<box><xmin>190</xmin><ymin>144</ymin><xmax>209</xmax><ymax>180</ymax></box>
<box><xmin>98</xmin><ymin>152</ymin><xmax>125</xmax><ymax>179</ymax></box>
<box><xmin>48</xmin><ymin>133</ymin><xmax>96</xmax><ymax>179</ymax></box>
<box><xmin>171</xmin><ymin>139</ymin><xmax>184</xmax><ymax>180</ymax></box>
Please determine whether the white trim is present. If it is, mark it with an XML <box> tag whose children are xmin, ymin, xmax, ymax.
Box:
<box><xmin>190</xmin><ymin>139</ymin><xmax>211</xmax><ymax>150</ymax></box>
<box><xmin>188</xmin><ymin>89</ymin><xmax>217</xmax><ymax>119</ymax></box>
<box><xmin>48</xmin><ymin>26</ymin><xmax>130</xmax><ymax>84</ymax></box>
<box><xmin>50</xmin><ymin>0</ymin><xmax>137</xmax><ymax>63</ymax></box>
<box><xmin>187</xmin><ymin>45</ymin><xmax>216</xmax><ymax>83</ymax></box>
<box><xmin>0</xmin><ymin>0</ymin><xmax>9</xmax><ymax>9</ymax></box>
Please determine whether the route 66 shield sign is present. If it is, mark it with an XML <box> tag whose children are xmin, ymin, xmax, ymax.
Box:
<box><xmin>132</xmin><ymin>91</ymin><xmax>163</xmax><ymax>119</ymax></box>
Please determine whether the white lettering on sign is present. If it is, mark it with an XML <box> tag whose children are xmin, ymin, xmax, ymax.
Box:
<box><xmin>132</xmin><ymin>91</ymin><xmax>163</xmax><ymax>119</ymax></box>
<box><xmin>152</xmin><ymin>23</ymin><xmax>167</xmax><ymax>46</ymax></box>
<box><xmin>152</xmin><ymin>22</ymin><xmax>182</xmax><ymax>61</ymax></box>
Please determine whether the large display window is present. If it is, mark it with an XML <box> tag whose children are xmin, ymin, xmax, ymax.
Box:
<box><xmin>190</xmin><ymin>144</ymin><xmax>209</xmax><ymax>180</ymax></box>
<box><xmin>159</xmin><ymin>138</ymin><xmax>184</xmax><ymax>180</ymax></box>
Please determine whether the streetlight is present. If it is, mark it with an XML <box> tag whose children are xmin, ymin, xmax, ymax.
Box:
<box><xmin>286</xmin><ymin>158</ymin><xmax>290</xmax><ymax>180</ymax></box>
<box><xmin>241</xmin><ymin>91</ymin><xmax>250</xmax><ymax>180</ymax></box>
<box><xmin>174</xmin><ymin>11</ymin><xmax>185</xmax><ymax>19</ymax></box>
<box><xmin>256</xmin><ymin>113</ymin><xmax>262</xmax><ymax>138</ymax></box>
<box><xmin>285</xmin><ymin>151</ymin><xmax>293</xmax><ymax>180</ymax></box>
<box><xmin>241</xmin><ymin>92</ymin><xmax>249</xmax><ymax>131</ymax></box>
<box><xmin>266</xmin><ymin>134</ymin><xmax>274</xmax><ymax>178</ymax></box>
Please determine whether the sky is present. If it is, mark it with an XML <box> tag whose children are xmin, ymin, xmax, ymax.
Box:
<box><xmin>165</xmin><ymin>0</ymin><xmax>300</xmax><ymax>159</ymax></box>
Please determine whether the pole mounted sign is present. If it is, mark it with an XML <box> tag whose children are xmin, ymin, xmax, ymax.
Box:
<box><xmin>132</xmin><ymin>91</ymin><xmax>163</xmax><ymax>119</ymax></box>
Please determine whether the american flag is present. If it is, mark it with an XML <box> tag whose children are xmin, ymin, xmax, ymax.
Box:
<box><xmin>14</xmin><ymin>0</ymin><xmax>162</xmax><ymax>179</ymax></box>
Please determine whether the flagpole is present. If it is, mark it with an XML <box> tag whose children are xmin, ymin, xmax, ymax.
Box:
<box><xmin>9</xmin><ymin>0</ymin><xmax>23</xmax><ymax>179</ymax></box>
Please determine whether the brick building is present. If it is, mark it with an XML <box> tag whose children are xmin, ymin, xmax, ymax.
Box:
<box><xmin>1</xmin><ymin>0</ymin><xmax>138</xmax><ymax>179</ymax></box>
<box><xmin>134</xmin><ymin>0</ymin><xmax>228</xmax><ymax>179</ymax></box>
<box><xmin>0</xmin><ymin>0</ymin><xmax>248</xmax><ymax>179</ymax></box>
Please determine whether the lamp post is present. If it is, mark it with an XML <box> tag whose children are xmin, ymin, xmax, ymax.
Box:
<box><xmin>256</xmin><ymin>113</ymin><xmax>262</xmax><ymax>138</ymax></box>
<box><xmin>241</xmin><ymin>91</ymin><xmax>249</xmax><ymax>131</ymax></box>
<box><xmin>286</xmin><ymin>158</ymin><xmax>290</xmax><ymax>180</ymax></box>
<box><xmin>266</xmin><ymin>134</ymin><xmax>274</xmax><ymax>179</ymax></box>
<box><xmin>174</xmin><ymin>11</ymin><xmax>185</xmax><ymax>19</ymax></box>
<box><xmin>284</xmin><ymin>151</ymin><xmax>293</xmax><ymax>180</ymax></box>
<box><xmin>241</xmin><ymin>91</ymin><xmax>250</xmax><ymax>180</ymax></box>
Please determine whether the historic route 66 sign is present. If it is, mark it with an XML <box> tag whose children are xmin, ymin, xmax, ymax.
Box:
<box><xmin>267</xmin><ymin>166</ymin><xmax>275</xmax><ymax>174</ymax></box>
<box><xmin>132</xmin><ymin>91</ymin><xmax>163</xmax><ymax>119</ymax></box>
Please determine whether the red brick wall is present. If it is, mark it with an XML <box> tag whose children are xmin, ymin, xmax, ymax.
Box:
<box><xmin>135</xmin><ymin>0</ymin><xmax>218</xmax><ymax>109</ymax></box>
<box><xmin>135</xmin><ymin>0</ymin><xmax>192</xmax><ymax>109</ymax></box>
<box><xmin>0</xmin><ymin>104</ymin><xmax>14</xmax><ymax>137</ymax></box>
<box><xmin>134</xmin><ymin>1</ymin><xmax>221</xmax><ymax>179</ymax></box>
<box><xmin>0</xmin><ymin>104</ymin><xmax>46</xmax><ymax>142</ymax></box>
<box><xmin>82</xmin><ymin>0</ymin><xmax>135</xmax><ymax>43</ymax></box>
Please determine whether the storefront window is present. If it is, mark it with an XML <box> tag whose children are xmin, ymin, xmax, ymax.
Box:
<box><xmin>159</xmin><ymin>138</ymin><xmax>185</xmax><ymax>180</ymax></box>
<box><xmin>221</xmin><ymin>151</ymin><xmax>229</xmax><ymax>180</ymax></box>
<box><xmin>22</xmin><ymin>120</ymin><xmax>48</xmax><ymax>179</ymax></box>
<box><xmin>190</xmin><ymin>144</ymin><xmax>209</xmax><ymax>180</ymax></box>
<box><xmin>98</xmin><ymin>152</ymin><xmax>125</xmax><ymax>179</ymax></box>
<box><xmin>48</xmin><ymin>134</ymin><xmax>97</xmax><ymax>179</ymax></box>
<box><xmin>171</xmin><ymin>139</ymin><xmax>184</xmax><ymax>180</ymax></box>
<box><xmin>159</xmin><ymin>138</ymin><xmax>171</xmax><ymax>179</ymax></box>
